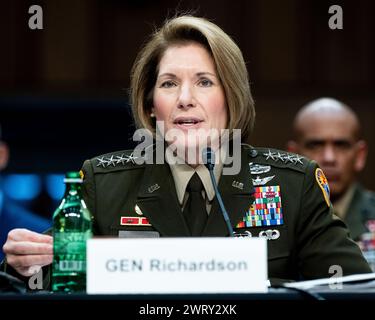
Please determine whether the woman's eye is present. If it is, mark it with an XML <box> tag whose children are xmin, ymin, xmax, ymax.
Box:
<box><xmin>199</xmin><ymin>79</ymin><xmax>213</xmax><ymax>87</ymax></box>
<box><xmin>160</xmin><ymin>81</ymin><xmax>176</xmax><ymax>88</ymax></box>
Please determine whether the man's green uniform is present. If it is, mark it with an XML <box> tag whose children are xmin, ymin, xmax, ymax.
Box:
<box><xmin>341</xmin><ymin>184</ymin><xmax>375</xmax><ymax>241</ymax></box>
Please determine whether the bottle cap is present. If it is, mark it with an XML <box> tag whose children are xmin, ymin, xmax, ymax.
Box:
<box><xmin>64</xmin><ymin>171</ymin><xmax>83</xmax><ymax>183</ymax></box>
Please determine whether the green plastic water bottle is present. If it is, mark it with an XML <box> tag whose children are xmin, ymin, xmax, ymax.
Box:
<box><xmin>52</xmin><ymin>171</ymin><xmax>93</xmax><ymax>292</ymax></box>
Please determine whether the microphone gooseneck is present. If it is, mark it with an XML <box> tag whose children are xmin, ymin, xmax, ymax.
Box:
<box><xmin>202</xmin><ymin>148</ymin><xmax>234</xmax><ymax>237</ymax></box>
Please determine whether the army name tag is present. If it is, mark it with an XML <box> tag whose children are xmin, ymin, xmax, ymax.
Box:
<box><xmin>87</xmin><ymin>238</ymin><xmax>268</xmax><ymax>294</ymax></box>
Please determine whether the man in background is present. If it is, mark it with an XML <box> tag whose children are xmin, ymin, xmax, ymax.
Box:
<box><xmin>287</xmin><ymin>97</ymin><xmax>375</xmax><ymax>241</ymax></box>
<box><xmin>0</xmin><ymin>126</ymin><xmax>51</xmax><ymax>261</ymax></box>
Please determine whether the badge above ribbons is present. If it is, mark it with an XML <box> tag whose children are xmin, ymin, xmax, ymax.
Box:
<box><xmin>120</xmin><ymin>216</ymin><xmax>151</xmax><ymax>226</ymax></box>
<box><xmin>315</xmin><ymin>168</ymin><xmax>330</xmax><ymax>207</ymax></box>
<box><xmin>236</xmin><ymin>185</ymin><xmax>283</xmax><ymax>228</ymax></box>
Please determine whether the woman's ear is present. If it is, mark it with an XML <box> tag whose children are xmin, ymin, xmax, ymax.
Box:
<box><xmin>150</xmin><ymin>107</ymin><xmax>155</xmax><ymax>118</ymax></box>
<box><xmin>0</xmin><ymin>142</ymin><xmax>9</xmax><ymax>171</ymax></box>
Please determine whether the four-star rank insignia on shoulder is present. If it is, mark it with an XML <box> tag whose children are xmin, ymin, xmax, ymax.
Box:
<box><xmin>236</xmin><ymin>185</ymin><xmax>284</xmax><ymax>228</ymax></box>
<box><xmin>315</xmin><ymin>168</ymin><xmax>331</xmax><ymax>207</ymax></box>
<box><xmin>96</xmin><ymin>152</ymin><xmax>139</xmax><ymax>168</ymax></box>
<box><xmin>262</xmin><ymin>149</ymin><xmax>304</xmax><ymax>165</ymax></box>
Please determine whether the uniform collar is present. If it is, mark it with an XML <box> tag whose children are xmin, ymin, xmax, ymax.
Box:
<box><xmin>333</xmin><ymin>184</ymin><xmax>356</xmax><ymax>219</ymax></box>
<box><xmin>136</xmin><ymin>144</ymin><xmax>255</xmax><ymax>237</ymax></box>
<box><xmin>165</xmin><ymin>148</ymin><xmax>223</xmax><ymax>205</ymax></box>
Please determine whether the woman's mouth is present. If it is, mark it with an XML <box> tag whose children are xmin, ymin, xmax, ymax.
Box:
<box><xmin>173</xmin><ymin>117</ymin><xmax>203</xmax><ymax>128</ymax></box>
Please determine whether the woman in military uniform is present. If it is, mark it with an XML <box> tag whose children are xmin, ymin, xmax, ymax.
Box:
<box><xmin>2</xmin><ymin>15</ymin><xmax>371</xmax><ymax>287</ymax></box>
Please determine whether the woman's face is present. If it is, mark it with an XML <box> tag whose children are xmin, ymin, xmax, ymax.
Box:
<box><xmin>152</xmin><ymin>42</ymin><xmax>228</xmax><ymax>157</ymax></box>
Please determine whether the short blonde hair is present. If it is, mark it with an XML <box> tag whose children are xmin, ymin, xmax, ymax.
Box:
<box><xmin>130</xmin><ymin>15</ymin><xmax>255</xmax><ymax>141</ymax></box>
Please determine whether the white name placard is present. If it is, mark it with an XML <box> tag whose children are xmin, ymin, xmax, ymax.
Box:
<box><xmin>87</xmin><ymin>237</ymin><xmax>267</xmax><ymax>294</ymax></box>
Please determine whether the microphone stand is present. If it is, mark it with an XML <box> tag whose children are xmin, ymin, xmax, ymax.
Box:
<box><xmin>203</xmin><ymin>148</ymin><xmax>234</xmax><ymax>237</ymax></box>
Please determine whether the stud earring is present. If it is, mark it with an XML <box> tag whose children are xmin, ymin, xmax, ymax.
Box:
<box><xmin>150</xmin><ymin>112</ymin><xmax>155</xmax><ymax>118</ymax></box>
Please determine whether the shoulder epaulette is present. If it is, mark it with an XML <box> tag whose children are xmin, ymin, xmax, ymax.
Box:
<box><xmin>242</xmin><ymin>144</ymin><xmax>310</xmax><ymax>173</ymax></box>
<box><xmin>91</xmin><ymin>149</ymin><xmax>145</xmax><ymax>173</ymax></box>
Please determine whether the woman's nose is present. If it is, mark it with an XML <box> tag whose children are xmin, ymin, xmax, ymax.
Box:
<box><xmin>178</xmin><ymin>84</ymin><xmax>195</xmax><ymax>109</ymax></box>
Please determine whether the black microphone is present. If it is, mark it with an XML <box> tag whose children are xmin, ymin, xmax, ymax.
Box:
<box><xmin>202</xmin><ymin>148</ymin><xmax>234</xmax><ymax>237</ymax></box>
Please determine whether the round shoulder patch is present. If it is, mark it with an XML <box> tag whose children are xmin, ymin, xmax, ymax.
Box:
<box><xmin>315</xmin><ymin>168</ymin><xmax>330</xmax><ymax>207</ymax></box>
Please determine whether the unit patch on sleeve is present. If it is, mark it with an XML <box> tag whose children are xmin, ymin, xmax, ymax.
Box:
<box><xmin>315</xmin><ymin>168</ymin><xmax>331</xmax><ymax>207</ymax></box>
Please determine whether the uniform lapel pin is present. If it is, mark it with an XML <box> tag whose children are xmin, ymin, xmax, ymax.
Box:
<box><xmin>249</xmin><ymin>163</ymin><xmax>271</xmax><ymax>175</ymax></box>
<box><xmin>148</xmin><ymin>183</ymin><xmax>160</xmax><ymax>193</ymax></box>
<box><xmin>259</xmin><ymin>229</ymin><xmax>280</xmax><ymax>240</ymax></box>
<box><xmin>252</xmin><ymin>175</ymin><xmax>275</xmax><ymax>186</ymax></box>
<box><xmin>233</xmin><ymin>230</ymin><xmax>252</xmax><ymax>238</ymax></box>
<box><xmin>232</xmin><ymin>181</ymin><xmax>244</xmax><ymax>190</ymax></box>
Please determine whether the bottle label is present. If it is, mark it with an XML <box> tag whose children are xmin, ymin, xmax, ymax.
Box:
<box><xmin>58</xmin><ymin>260</ymin><xmax>85</xmax><ymax>272</ymax></box>
<box><xmin>54</xmin><ymin>231</ymin><xmax>92</xmax><ymax>273</ymax></box>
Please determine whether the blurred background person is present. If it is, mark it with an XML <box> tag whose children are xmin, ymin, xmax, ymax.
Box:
<box><xmin>0</xmin><ymin>125</ymin><xmax>51</xmax><ymax>261</ymax></box>
<box><xmin>287</xmin><ymin>97</ymin><xmax>375</xmax><ymax>241</ymax></box>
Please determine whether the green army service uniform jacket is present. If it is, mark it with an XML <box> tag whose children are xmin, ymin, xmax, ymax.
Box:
<box><xmin>81</xmin><ymin>145</ymin><xmax>371</xmax><ymax>282</ymax></box>
<box><xmin>344</xmin><ymin>184</ymin><xmax>375</xmax><ymax>241</ymax></box>
<box><xmin>1</xmin><ymin>145</ymin><xmax>371</xmax><ymax>290</ymax></box>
